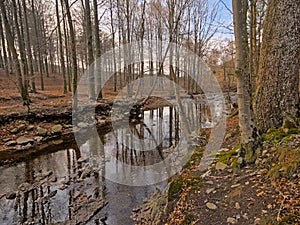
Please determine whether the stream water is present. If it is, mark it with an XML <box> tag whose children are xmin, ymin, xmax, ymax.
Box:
<box><xmin>0</xmin><ymin>98</ymin><xmax>224</xmax><ymax>225</ymax></box>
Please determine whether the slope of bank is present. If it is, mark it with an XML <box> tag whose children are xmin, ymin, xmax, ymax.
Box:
<box><xmin>132</xmin><ymin>116</ymin><xmax>300</xmax><ymax>225</ymax></box>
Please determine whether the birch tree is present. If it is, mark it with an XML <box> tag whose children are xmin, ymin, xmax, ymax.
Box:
<box><xmin>232</xmin><ymin>0</ymin><xmax>258</xmax><ymax>163</ymax></box>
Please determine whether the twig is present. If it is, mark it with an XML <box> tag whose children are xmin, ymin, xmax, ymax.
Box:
<box><xmin>277</xmin><ymin>195</ymin><xmax>286</xmax><ymax>221</ymax></box>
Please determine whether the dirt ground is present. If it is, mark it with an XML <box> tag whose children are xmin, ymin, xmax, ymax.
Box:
<box><xmin>163</xmin><ymin>116</ymin><xmax>300</xmax><ymax>225</ymax></box>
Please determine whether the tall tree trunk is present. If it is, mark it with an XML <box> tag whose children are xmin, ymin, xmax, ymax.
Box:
<box><xmin>249</xmin><ymin>0</ymin><xmax>257</xmax><ymax>91</ymax></box>
<box><xmin>109</xmin><ymin>0</ymin><xmax>116</xmax><ymax>93</ymax></box>
<box><xmin>254</xmin><ymin>0</ymin><xmax>300</xmax><ymax>133</ymax></box>
<box><xmin>14</xmin><ymin>0</ymin><xmax>29</xmax><ymax>92</ymax></box>
<box><xmin>232</xmin><ymin>0</ymin><xmax>258</xmax><ymax>163</ymax></box>
<box><xmin>31</xmin><ymin>0</ymin><xmax>44</xmax><ymax>90</ymax></box>
<box><xmin>84</xmin><ymin>0</ymin><xmax>95</xmax><ymax>100</ymax></box>
<box><xmin>61</xmin><ymin>1</ymin><xmax>71</xmax><ymax>92</ymax></box>
<box><xmin>56</xmin><ymin>0</ymin><xmax>67</xmax><ymax>94</ymax></box>
<box><xmin>22</xmin><ymin>0</ymin><xmax>36</xmax><ymax>93</ymax></box>
<box><xmin>93</xmin><ymin>0</ymin><xmax>102</xmax><ymax>99</ymax></box>
<box><xmin>0</xmin><ymin>14</ymin><xmax>8</xmax><ymax>75</ymax></box>
<box><xmin>62</xmin><ymin>0</ymin><xmax>78</xmax><ymax>109</ymax></box>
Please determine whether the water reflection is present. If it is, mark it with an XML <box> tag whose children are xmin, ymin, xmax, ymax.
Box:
<box><xmin>0</xmin><ymin>100</ymin><xmax>218</xmax><ymax>225</ymax></box>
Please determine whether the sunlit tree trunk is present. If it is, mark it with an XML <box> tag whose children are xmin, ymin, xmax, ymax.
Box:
<box><xmin>232</xmin><ymin>0</ymin><xmax>258</xmax><ymax>163</ymax></box>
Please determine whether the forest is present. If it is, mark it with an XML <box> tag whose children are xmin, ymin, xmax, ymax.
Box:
<box><xmin>0</xmin><ymin>0</ymin><xmax>299</xmax><ymax>224</ymax></box>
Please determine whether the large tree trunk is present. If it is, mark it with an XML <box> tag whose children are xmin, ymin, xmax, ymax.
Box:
<box><xmin>232</xmin><ymin>0</ymin><xmax>258</xmax><ymax>163</ymax></box>
<box><xmin>254</xmin><ymin>0</ymin><xmax>300</xmax><ymax>133</ymax></box>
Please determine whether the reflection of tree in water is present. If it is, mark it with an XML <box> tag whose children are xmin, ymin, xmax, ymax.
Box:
<box><xmin>12</xmin><ymin>147</ymin><xmax>107</xmax><ymax>224</ymax></box>
<box><xmin>113</xmin><ymin>102</ymin><xmax>212</xmax><ymax>167</ymax></box>
<box><xmin>114</xmin><ymin>107</ymin><xmax>181</xmax><ymax>166</ymax></box>
<box><xmin>2</xmin><ymin>99</ymin><xmax>215</xmax><ymax>224</ymax></box>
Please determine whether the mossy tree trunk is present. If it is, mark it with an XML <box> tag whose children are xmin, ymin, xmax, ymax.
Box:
<box><xmin>254</xmin><ymin>0</ymin><xmax>300</xmax><ymax>133</ymax></box>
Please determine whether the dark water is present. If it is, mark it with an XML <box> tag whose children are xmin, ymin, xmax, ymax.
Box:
<box><xmin>0</xmin><ymin>99</ymin><xmax>221</xmax><ymax>225</ymax></box>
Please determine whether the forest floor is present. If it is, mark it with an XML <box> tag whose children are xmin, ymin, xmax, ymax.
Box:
<box><xmin>0</xmin><ymin>71</ymin><xmax>176</xmax><ymax>154</ymax></box>
<box><xmin>133</xmin><ymin>115</ymin><xmax>300</xmax><ymax>225</ymax></box>
<box><xmin>1</xmin><ymin>71</ymin><xmax>299</xmax><ymax>225</ymax></box>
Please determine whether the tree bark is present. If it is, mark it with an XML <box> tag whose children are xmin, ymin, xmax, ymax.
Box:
<box><xmin>254</xmin><ymin>0</ymin><xmax>300</xmax><ymax>133</ymax></box>
<box><xmin>232</xmin><ymin>0</ymin><xmax>258</xmax><ymax>163</ymax></box>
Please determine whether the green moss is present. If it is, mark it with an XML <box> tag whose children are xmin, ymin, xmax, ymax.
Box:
<box><xmin>287</xmin><ymin>128</ymin><xmax>300</xmax><ymax>135</ymax></box>
<box><xmin>218</xmin><ymin>148</ymin><xmax>239</xmax><ymax>164</ymax></box>
<box><xmin>282</xmin><ymin>136</ymin><xmax>294</xmax><ymax>142</ymax></box>
<box><xmin>168</xmin><ymin>176</ymin><xmax>201</xmax><ymax>202</ymax></box>
<box><xmin>190</xmin><ymin>151</ymin><xmax>203</xmax><ymax>162</ymax></box>
<box><xmin>168</xmin><ymin>176</ymin><xmax>185</xmax><ymax>201</ymax></box>
<box><xmin>267</xmin><ymin>128</ymin><xmax>278</xmax><ymax>133</ymax></box>
<box><xmin>261</xmin><ymin>128</ymin><xmax>288</xmax><ymax>143</ymax></box>
<box><xmin>282</xmin><ymin>119</ymin><xmax>296</xmax><ymax>129</ymax></box>
<box><xmin>231</xmin><ymin>157</ymin><xmax>239</xmax><ymax>168</ymax></box>
<box><xmin>180</xmin><ymin>214</ymin><xmax>195</xmax><ymax>225</ymax></box>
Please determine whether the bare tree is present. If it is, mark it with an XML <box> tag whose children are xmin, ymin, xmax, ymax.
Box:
<box><xmin>55</xmin><ymin>0</ymin><xmax>67</xmax><ymax>93</ymax></box>
<box><xmin>232</xmin><ymin>0</ymin><xmax>258</xmax><ymax>163</ymax></box>
<box><xmin>0</xmin><ymin>0</ymin><xmax>30</xmax><ymax>108</ymax></box>
<box><xmin>62</xmin><ymin>0</ymin><xmax>78</xmax><ymax>109</ymax></box>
